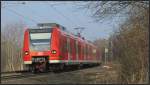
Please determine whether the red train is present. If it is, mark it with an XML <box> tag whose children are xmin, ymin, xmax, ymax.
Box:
<box><xmin>23</xmin><ymin>23</ymin><xmax>101</xmax><ymax>73</ymax></box>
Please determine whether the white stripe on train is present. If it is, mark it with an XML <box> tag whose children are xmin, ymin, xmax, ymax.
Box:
<box><xmin>24</xmin><ymin>60</ymin><xmax>101</xmax><ymax>64</ymax></box>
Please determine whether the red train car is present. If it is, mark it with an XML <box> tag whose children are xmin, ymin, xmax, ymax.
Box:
<box><xmin>23</xmin><ymin>23</ymin><xmax>101</xmax><ymax>72</ymax></box>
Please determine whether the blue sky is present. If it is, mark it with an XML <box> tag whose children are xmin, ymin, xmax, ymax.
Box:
<box><xmin>1</xmin><ymin>1</ymin><xmax>127</xmax><ymax>41</ymax></box>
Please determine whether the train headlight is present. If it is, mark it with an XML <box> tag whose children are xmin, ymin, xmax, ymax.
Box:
<box><xmin>24</xmin><ymin>51</ymin><xmax>29</xmax><ymax>55</ymax></box>
<box><xmin>51</xmin><ymin>50</ymin><xmax>56</xmax><ymax>54</ymax></box>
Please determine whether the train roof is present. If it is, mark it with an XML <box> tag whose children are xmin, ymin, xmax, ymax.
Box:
<box><xmin>60</xmin><ymin>28</ymin><xmax>95</xmax><ymax>47</ymax></box>
<box><xmin>37</xmin><ymin>23</ymin><xmax>67</xmax><ymax>31</ymax></box>
<box><xmin>27</xmin><ymin>23</ymin><xmax>95</xmax><ymax>47</ymax></box>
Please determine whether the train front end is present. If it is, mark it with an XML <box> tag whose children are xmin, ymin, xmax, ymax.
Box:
<box><xmin>23</xmin><ymin>28</ymin><xmax>53</xmax><ymax>73</ymax></box>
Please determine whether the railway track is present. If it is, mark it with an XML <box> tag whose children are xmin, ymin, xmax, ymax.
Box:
<box><xmin>2</xmin><ymin>74</ymin><xmax>31</xmax><ymax>80</ymax></box>
<box><xmin>1</xmin><ymin>65</ymin><xmax>106</xmax><ymax>84</ymax></box>
<box><xmin>1</xmin><ymin>64</ymin><xmax>101</xmax><ymax>81</ymax></box>
<box><xmin>1</xmin><ymin>70</ymin><xmax>28</xmax><ymax>74</ymax></box>
<box><xmin>1</xmin><ymin>71</ymin><xmax>48</xmax><ymax>80</ymax></box>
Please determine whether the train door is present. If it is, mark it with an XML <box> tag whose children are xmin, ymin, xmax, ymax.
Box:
<box><xmin>70</xmin><ymin>38</ymin><xmax>76</xmax><ymax>61</ymax></box>
<box><xmin>73</xmin><ymin>39</ymin><xmax>76</xmax><ymax>61</ymax></box>
<box><xmin>81</xmin><ymin>43</ymin><xmax>84</xmax><ymax>61</ymax></box>
<box><xmin>75</xmin><ymin>40</ymin><xmax>79</xmax><ymax>62</ymax></box>
<box><xmin>59</xmin><ymin>35</ymin><xmax>65</xmax><ymax>60</ymax></box>
<box><xmin>63</xmin><ymin>36</ymin><xmax>68</xmax><ymax>61</ymax></box>
<box><xmin>69</xmin><ymin>37</ymin><xmax>73</xmax><ymax>62</ymax></box>
<box><xmin>87</xmin><ymin>45</ymin><xmax>90</xmax><ymax>61</ymax></box>
<box><xmin>89</xmin><ymin>46</ymin><xmax>92</xmax><ymax>60</ymax></box>
<box><xmin>81</xmin><ymin>43</ymin><xmax>83</xmax><ymax>61</ymax></box>
<box><xmin>83</xmin><ymin>44</ymin><xmax>86</xmax><ymax>62</ymax></box>
<box><xmin>85</xmin><ymin>44</ymin><xmax>87</xmax><ymax>61</ymax></box>
<box><xmin>67</xmin><ymin>36</ymin><xmax>71</xmax><ymax>63</ymax></box>
<box><xmin>93</xmin><ymin>47</ymin><xmax>96</xmax><ymax>61</ymax></box>
<box><xmin>80</xmin><ymin>42</ymin><xmax>82</xmax><ymax>61</ymax></box>
<box><xmin>78</xmin><ymin>41</ymin><xmax>81</xmax><ymax>61</ymax></box>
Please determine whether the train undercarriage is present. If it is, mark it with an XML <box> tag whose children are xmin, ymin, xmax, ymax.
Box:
<box><xmin>27</xmin><ymin>63</ymin><xmax>100</xmax><ymax>73</ymax></box>
<box><xmin>26</xmin><ymin>56</ymin><xmax>65</xmax><ymax>73</ymax></box>
<box><xmin>26</xmin><ymin>56</ymin><xmax>100</xmax><ymax>73</ymax></box>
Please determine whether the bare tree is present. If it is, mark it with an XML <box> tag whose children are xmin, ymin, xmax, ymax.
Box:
<box><xmin>111</xmin><ymin>8</ymin><xmax>149</xmax><ymax>83</ymax></box>
<box><xmin>1</xmin><ymin>22</ymin><xmax>26</xmax><ymax>72</ymax></box>
<box><xmin>78</xmin><ymin>1</ymin><xmax>149</xmax><ymax>22</ymax></box>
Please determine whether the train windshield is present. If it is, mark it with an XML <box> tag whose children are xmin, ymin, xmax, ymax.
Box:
<box><xmin>29</xmin><ymin>28</ymin><xmax>51</xmax><ymax>51</ymax></box>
